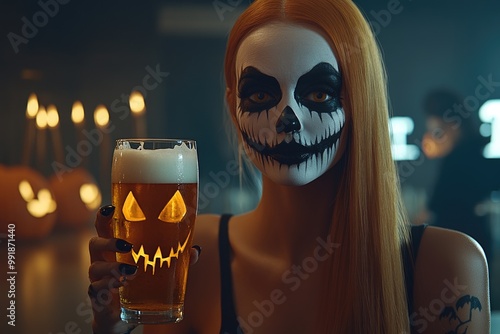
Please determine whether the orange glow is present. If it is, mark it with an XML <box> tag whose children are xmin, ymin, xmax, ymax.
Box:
<box><xmin>26</xmin><ymin>93</ymin><xmax>39</xmax><ymax>118</ymax></box>
<box><xmin>71</xmin><ymin>101</ymin><xmax>85</xmax><ymax>124</ymax></box>
<box><xmin>80</xmin><ymin>183</ymin><xmax>102</xmax><ymax>210</ymax></box>
<box><xmin>93</xmin><ymin>105</ymin><xmax>109</xmax><ymax>128</ymax></box>
<box><xmin>421</xmin><ymin>132</ymin><xmax>456</xmax><ymax>159</ymax></box>
<box><xmin>158</xmin><ymin>190</ymin><xmax>187</xmax><ymax>223</ymax></box>
<box><xmin>422</xmin><ymin>133</ymin><xmax>439</xmax><ymax>159</ymax></box>
<box><xmin>129</xmin><ymin>91</ymin><xmax>145</xmax><ymax>115</ymax></box>
<box><xmin>132</xmin><ymin>231</ymin><xmax>191</xmax><ymax>274</ymax></box>
<box><xmin>46</xmin><ymin>105</ymin><xmax>59</xmax><ymax>128</ymax></box>
<box><xmin>18</xmin><ymin>180</ymin><xmax>57</xmax><ymax>218</ymax></box>
<box><xmin>123</xmin><ymin>191</ymin><xmax>146</xmax><ymax>222</ymax></box>
<box><xmin>35</xmin><ymin>106</ymin><xmax>48</xmax><ymax>129</ymax></box>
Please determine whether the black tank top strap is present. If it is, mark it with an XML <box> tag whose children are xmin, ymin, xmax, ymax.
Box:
<box><xmin>218</xmin><ymin>214</ymin><xmax>241</xmax><ymax>334</ymax></box>
<box><xmin>403</xmin><ymin>224</ymin><xmax>427</xmax><ymax>314</ymax></box>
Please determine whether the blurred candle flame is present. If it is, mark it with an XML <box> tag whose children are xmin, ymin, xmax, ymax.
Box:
<box><xmin>23</xmin><ymin>93</ymin><xmax>39</xmax><ymax>165</ymax></box>
<box><xmin>36</xmin><ymin>106</ymin><xmax>48</xmax><ymax>129</ymax></box>
<box><xmin>71</xmin><ymin>101</ymin><xmax>85</xmax><ymax>125</ymax></box>
<box><xmin>26</xmin><ymin>93</ymin><xmax>39</xmax><ymax>119</ymax></box>
<box><xmin>46</xmin><ymin>105</ymin><xmax>59</xmax><ymax>128</ymax></box>
<box><xmin>94</xmin><ymin>105</ymin><xmax>109</xmax><ymax>128</ymax></box>
<box><xmin>46</xmin><ymin>104</ymin><xmax>64</xmax><ymax>163</ymax></box>
<box><xmin>129</xmin><ymin>91</ymin><xmax>146</xmax><ymax>115</ymax></box>
<box><xmin>94</xmin><ymin>105</ymin><xmax>111</xmax><ymax>186</ymax></box>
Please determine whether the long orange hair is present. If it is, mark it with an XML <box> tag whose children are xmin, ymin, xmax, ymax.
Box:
<box><xmin>224</xmin><ymin>0</ymin><xmax>411</xmax><ymax>332</ymax></box>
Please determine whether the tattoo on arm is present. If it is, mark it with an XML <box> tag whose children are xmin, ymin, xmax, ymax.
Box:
<box><xmin>438</xmin><ymin>295</ymin><xmax>482</xmax><ymax>334</ymax></box>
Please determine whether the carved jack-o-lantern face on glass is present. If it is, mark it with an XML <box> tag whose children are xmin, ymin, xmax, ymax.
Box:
<box><xmin>123</xmin><ymin>190</ymin><xmax>186</xmax><ymax>223</ymax></box>
<box><xmin>114</xmin><ymin>183</ymin><xmax>197</xmax><ymax>275</ymax></box>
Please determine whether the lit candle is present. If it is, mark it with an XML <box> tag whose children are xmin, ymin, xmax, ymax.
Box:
<box><xmin>94</xmin><ymin>105</ymin><xmax>111</xmax><ymax>183</ymax></box>
<box><xmin>72</xmin><ymin>101</ymin><xmax>86</xmax><ymax>166</ymax></box>
<box><xmin>46</xmin><ymin>105</ymin><xmax>64</xmax><ymax>164</ymax></box>
<box><xmin>35</xmin><ymin>106</ymin><xmax>48</xmax><ymax>171</ymax></box>
<box><xmin>129</xmin><ymin>91</ymin><xmax>147</xmax><ymax>138</ymax></box>
<box><xmin>71</xmin><ymin>101</ymin><xmax>85</xmax><ymax>143</ymax></box>
<box><xmin>22</xmin><ymin>93</ymin><xmax>39</xmax><ymax>166</ymax></box>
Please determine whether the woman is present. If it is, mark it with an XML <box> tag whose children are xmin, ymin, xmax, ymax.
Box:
<box><xmin>88</xmin><ymin>0</ymin><xmax>490</xmax><ymax>333</ymax></box>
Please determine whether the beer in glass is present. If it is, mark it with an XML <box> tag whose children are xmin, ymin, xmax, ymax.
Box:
<box><xmin>111</xmin><ymin>139</ymin><xmax>198</xmax><ymax>324</ymax></box>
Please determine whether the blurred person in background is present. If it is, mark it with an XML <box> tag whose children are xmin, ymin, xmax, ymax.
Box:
<box><xmin>420</xmin><ymin>88</ymin><xmax>499</xmax><ymax>261</ymax></box>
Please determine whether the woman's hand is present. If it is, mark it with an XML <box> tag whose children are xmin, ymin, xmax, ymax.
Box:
<box><xmin>87</xmin><ymin>205</ymin><xmax>201</xmax><ymax>334</ymax></box>
<box><xmin>88</xmin><ymin>205</ymin><xmax>138</xmax><ymax>334</ymax></box>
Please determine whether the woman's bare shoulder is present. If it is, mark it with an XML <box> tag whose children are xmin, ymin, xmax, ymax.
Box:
<box><xmin>193</xmin><ymin>214</ymin><xmax>222</xmax><ymax>244</ymax></box>
<box><xmin>411</xmin><ymin>226</ymin><xmax>490</xmax><ymax>333</ymax></box>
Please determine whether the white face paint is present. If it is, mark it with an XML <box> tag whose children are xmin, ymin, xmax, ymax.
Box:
<box><xmin>235</xmin><ymin>22</ymin><xmax>345</xmax><ymax>186</ymax></box>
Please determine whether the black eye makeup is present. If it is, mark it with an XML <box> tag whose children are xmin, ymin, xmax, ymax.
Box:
<box><xmin>294</xmin><ymin>62</ymin><xmax>342</xmax><ymax>113</ymax></box>
<box><xmin>238</xmin><ymin>66</ymin><xmax>282</xmax><ymax>113</ymax></box>
<box><xmin>236</xmin><ymin>62</ymin><xmax>345</xmax><ymax>169</ymax></box>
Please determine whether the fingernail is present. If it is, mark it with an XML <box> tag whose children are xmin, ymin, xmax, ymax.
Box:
<box><xmin>192</xmin><ymin>245</ymin><xmax>202</xmax><ymax>256</ymax></box>
<box><xmin>100</xmin><ymin>205</ymin><xmax>115</xmax><ymax>216</ymax></box>
<box><xmin>116</xmin><ymin>239</ymin><xmax>133</xmax><ymax>252</ymax></box>
<box><xmin>119</xmin><ymin>263</ymin><xmax>138</xmax><ymax>276</ymax></box>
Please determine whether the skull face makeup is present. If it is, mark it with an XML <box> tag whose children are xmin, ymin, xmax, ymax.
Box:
<box><xmin>235</xmin><ymin>22</ymin><xmax>345</xmax><ymax>186</ymax></box>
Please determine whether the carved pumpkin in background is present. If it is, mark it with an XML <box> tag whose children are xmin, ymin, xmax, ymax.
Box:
<box><xmin>0</xmin><ymin>166</ymin><xmax>57</xmax><ymax>239</ymax></box>
<box><xmin>49</xmin><ymin>168</ymin><xmax>102</xmax><ymax>229</ymax></box>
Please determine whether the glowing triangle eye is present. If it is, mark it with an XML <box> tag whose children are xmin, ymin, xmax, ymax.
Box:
<box><xmin>158</xmin><ymin>190</ymin><xmax>187</xmax><ymax>223</ymax></box>
<box><xmin>123</xmin><ymin>191</ymin><xmax>146</xmax><ymax>222</ymax></box>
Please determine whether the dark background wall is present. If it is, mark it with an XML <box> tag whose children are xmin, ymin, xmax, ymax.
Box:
<box><xmin>1</xmin><ymin>0</ymin><xmax>500</xmax><ymax>208</ymax></box>
<box><xmin>1</xmin><ymin>0</ymin><xmax>499</xmax><ymax>214</ymax></box>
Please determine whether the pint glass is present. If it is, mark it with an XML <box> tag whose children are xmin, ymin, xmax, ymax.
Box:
<box><xmin>111</xmin><ymin>139</ymin><xmax>198</xmax><ymax>324</ymax></box>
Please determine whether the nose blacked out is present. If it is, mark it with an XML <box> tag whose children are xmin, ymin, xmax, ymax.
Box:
<box><xmin>276</xmin><ymin>106</ymin><xmax>301</xmax><ymax>133</ymax></box>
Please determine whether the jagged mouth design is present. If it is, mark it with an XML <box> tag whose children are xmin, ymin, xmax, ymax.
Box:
<box><xmin>131</xmin><ymin>230</ymin><xmax>191</xmax><ymax>275</ymax></box>
<box><xmin>241</xmin><ymin>125</ymin><xmax>343</xmax><ymax>166</ymax></box>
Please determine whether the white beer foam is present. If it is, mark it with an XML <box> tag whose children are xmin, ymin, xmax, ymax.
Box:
<box><xmin>112</xmin><ymin>142</ymin><xmax>198</xmax><ymax>184</ymax></box>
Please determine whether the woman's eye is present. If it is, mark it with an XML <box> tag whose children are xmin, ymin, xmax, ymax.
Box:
<box><xmin>249</xmin><ymin>92</ymin><xmax>272</xmax><ymax>103</ymax></box>
<box><xmin>306</xmin><ymin>91</ymin><xmax>332</xmax><ymax>103</ymax></box>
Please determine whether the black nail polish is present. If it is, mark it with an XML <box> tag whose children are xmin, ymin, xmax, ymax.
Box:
<box><xmin>100</xmin><ymin>205</ymin><xmax>115</xmax><ymax>216</ymax></box>
<box><xmin>116</xmin><ymin>239</ymin><xmax>133</xmax><ymax>252</ymax></box>
<box><xmin>119</xmin><ymin>263</ymin><xmax>138</xmax><ymax>276</ymax></box>
<box><xmin>192</xmin><ymin>245</ymin><xmax>202</xmax><ymax>256</ymax></box>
